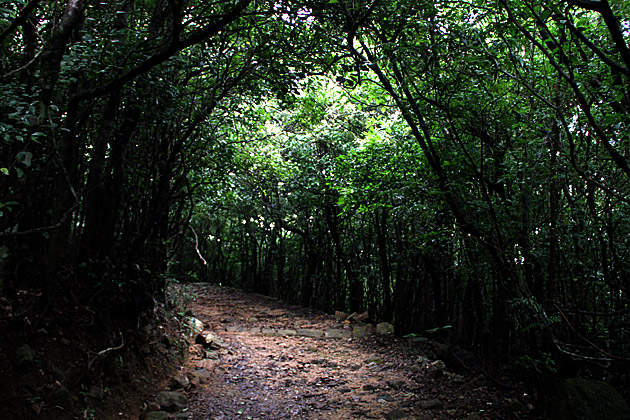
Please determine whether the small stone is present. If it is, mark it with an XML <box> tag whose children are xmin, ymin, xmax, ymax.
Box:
<box><xmin>195</xmin><ymin>332</ymin><xmax>229</xmax><ymax>349</ymax></box>
<box><xmin>170</xmin><ymin>371</ymin><xmax>190</xmax><ymax>389</ymax></box>
<box><xmin>187</xmin><ymin>317</ymin><xmax>204</xmax><ymax>334</ymax></box>
<box><xmin>277</xmin><ymin>329</ymin><xmax>297</xmax><ymax>336</ymax></box>
<box><xmin>356</xmin><ymin>311</ymin><xmax>369</xmax><ymax>321</ymax></box>
<box><xmin>87</xmin><ymin>385</ymin><xmax>103</xmax><ymax>400</ymax></box>
<box><xmin>324</xmin><ymin>328</ymin><xmax>352</xmax><ymax>339</ymax></box>
<box><xmin>147</xmin><ymin>402</ymin><xmax>161</xmax><ymax>412</ymax></box>
<box><xmin>225</xmin><ymin>326</ymin><xmax>246</xmax><ymax>333</ymax></box>
<box><xmin>376</xmin><ymin>393</ymin><xmax>395</xmax><ymax>402</ymax></box>
<box><xmin>15</xmin><ymin>344</ymin><xmax>34</xmax><ymax>368</ymax></box>
<box><xmin>384</xmin><ymin>409</ymin><xmax>408</xmax><ymax>420</ymax></box>
<box><xmin>444</xmin><ymin>371</ymin><xmax>465</xmax><ymax>383</ymax></box>
<box><xmin>189</xmin><ymin>368</ymin><xmax>211</xmax><ymax>386</ymax></box>
<box><xmin>376</xmin><ymin>322</ymin><xmax>395</xmax><ymax>335</ymax></box>
<box><xmin>204</xmin><ymin>350</ymin><xmax>220</xmax><ymax>359</ymax></box>
<box><xmin>427</xmin><ymin>359</ymin><xmax>446</xmax><ymax>378</ymax></box>
<box><xmin>387</xmin><ymin>380</ymin><xmax>406</xmax><ymax>390</ymax></box>
<box><xmin>338</xmin><ymin>386</ymin><xmax>352</xmax><ymax>393</ymax></box>
<box><xmin>363</xmin><ymin>384</ymin><xmax>378</xmax><ymax>391</ymax></box>
<box><xmin>420</xmin><ymin>398</ymin><xmax>443</xmax><ymax>409</ymax></box>
<box><xmin>142</xmin><ymin>411</ymin><xmax>170</xmax><ymax>420</ymax></box>
<box><xmin>156</xmin><ymin>390</ymin><xmax>187</xmax><ymax>412</ymax></box>
<box><xmin>197</xmin><ymin>359</ymin><xmax>218</xmax><ymax>371</ymax></box>
<box><xmin>334</xmin><ymin>311</ymin><xmax>348</xmax><ymax>320</ymax></box>
<box><xmin>297</xmin><ymin>329</ymin><xmax>324</xmax><ymax>338</ymax></box>
<box><xmin>352</xmin><ymin>324</ymin><xmax>374</xmax><ymax>338</ymax></box>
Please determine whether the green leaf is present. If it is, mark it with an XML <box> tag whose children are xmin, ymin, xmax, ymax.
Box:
<box><xmin>0</xmin><ymin>168</ymin><xmax>8</xmax><ymax>176</ymax></box>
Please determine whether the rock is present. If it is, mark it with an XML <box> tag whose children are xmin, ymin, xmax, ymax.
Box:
<box><xmin>420</xmin><ymin>398</ymin><xmax>443</xmax><ymax>409</ymax></box>
<box><xmin>197</xmin><ymin>359</ymin><xmax>218</xmax><ymax>371</ymax></box>
<box><xmin>87</xmin><ymin>385</ymin><xmax>104</xmax><ymax>400</ymax></box>
<box><xmin>376</xmin><ymin>393</ymin><xmax>395</xmax><ymax>402</ymax></box>
<box><xmin>146</xmin><ymin>401</ymin><xmax>161</xmax><ymax>411</ymax></box>
<box><xmin>356</xmin><ymin>311</ymin><xmax>369</xmax><ymax>321</ymax></box>
<box><xmin>334</xmin><ymin>311</ymin><xmax>348</xmax><ymax>320</ymax></box>
<box><xmin>261</xmin><ymin>327</ymin><xmax>276</xmax><ymax>336</ymax></box>
<box><xmin>297</xmin><ymin>329</ymin><xmax>324</xmax><ymax>338</ymax></box>
<box><xmin>187</xmin><ymin>317</ymin><xmax>204</xmax><ymax>334</ymax></box>
<box><xmin>338</xmin><ymin>386</ymin><xmax>352</xmax><ymax>393</ymax></box>
<box><xmin>170</xmin><ymin>371</ymin><xmax>190</xmax><ymax>389</ymax></box>
<box><xmin>363</xmin><ymin>384</ymin><xmax>378</xmax><ymax>391</ymax></box>
<box><xmin>15</xmin><ymin>344</ymin><xmax>34</xmax><ymax>368</ymax></box>
<box><xmin>444</xmin><ymin>371</ymin><xmax>465</xmax><ymax>383</ymax></box>
<box><xmin>426</xmin><ymin>359</ymin><xmax>446</xmax><ymax>378</ymax></box>
<box><xmin>387</xmin><ymin>380</ymin><xmax>406</xmax><ymax>390</ymax></box>
<box><xmin>551</xmin><ymin>378</ymin><xmax>630</xmax><ymax>420</ymax></box>
<box><xmin>277</xmin><ymin>328</ymin><xmax>297</xmax><ymax>336</ymax></box>
<box><xmin>195</xmin><ymin>332</ymin><xmax>229</xmax><ymax>349</ymax></box>
<box><xmin>189</xmin><ymin>368</ymin><xmax>212</xmax><ymax>387</ymax></box>
<box><xmin>225</xmin><ymin>326</ymin><xmax>247</xmax><ymax>333</ymax></box>
<box><xmin>325</xmin><ymin>328</ymin><xmax>352</xmax><ymax>339</ymax></box>
<box><xmin>376</xmin><ymin>322</ymin><xmax>395</xmax><ymax>335</ymax></box>
<box><xmin>352</xmin><ymin>324</ymin><xmax>374</xmax><ymax>338</ymax></box>
<box><xmin>204</xmin><ymin>350</ymin><xmax>220</xmax><ymax>359</ymax></box>
<box><xmin>156</xmin><ymin>390</ymin><xmax>187</xmax><ymax>412</ymax></box>
<box><xmin>384</xmin><ymin>409</ymin><xmax>408</xmax><ymax>420</ymax></box>
<box><xmin>142</xmin><ymin>411</ymin><xmax>170</xmax><ymax>420</ymax></box>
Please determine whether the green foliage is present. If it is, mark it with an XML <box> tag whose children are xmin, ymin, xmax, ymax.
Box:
<box><xmin>2</xmin><ymin>0</ymin><xmax>630</xmax><ymax>394</ymax></box>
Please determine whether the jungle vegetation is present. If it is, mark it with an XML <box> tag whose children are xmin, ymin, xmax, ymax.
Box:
<box><xmin>2</xmin><ymin>0</ymin><xmax>630</xmax><ymax>402</ymax></box>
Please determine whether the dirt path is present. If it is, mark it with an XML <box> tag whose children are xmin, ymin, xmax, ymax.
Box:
<box><xmin>177</xmin><ymin>283</ymin><xmax>541</xmax><ymax>420</ymax></box>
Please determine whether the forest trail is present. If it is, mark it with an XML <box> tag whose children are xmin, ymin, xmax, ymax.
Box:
<box><xmin>170</xmin><ymin>284</ymin><xmax>540</xmax><ymax>420</ymax></box>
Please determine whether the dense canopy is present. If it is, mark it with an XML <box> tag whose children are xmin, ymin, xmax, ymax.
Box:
<box><xmin>1</xmin><ymin>0</ymin><xmax>630</xmax><ymax>414</ymax></box>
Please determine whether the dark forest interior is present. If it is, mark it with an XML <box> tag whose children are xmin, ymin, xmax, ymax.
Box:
<box><xmin>1</xmin><ymin>0</ymin><xmax>630</xmax><ymax>418</ymax></box>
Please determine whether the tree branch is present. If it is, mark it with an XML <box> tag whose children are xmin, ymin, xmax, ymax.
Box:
<box><xmin>70</xmin><ymin>0</ymin><xmax>254</xmax><ymax>104</ymax></box>
<box><xmin>0</xmin><ymin>0</ymin><xmax>40</xmax><ymax>45</ymax></box>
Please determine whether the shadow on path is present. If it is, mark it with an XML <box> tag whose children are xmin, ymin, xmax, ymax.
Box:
<box><xmin>171</xmin><ymin>283</ymin><xmax>541</xmax><ymax>420</ymax></box>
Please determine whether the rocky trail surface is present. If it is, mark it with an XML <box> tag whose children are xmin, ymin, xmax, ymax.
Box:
<box><xmin>143</xmin><ymin>284</ymin><xmax>542</xmax><ymax>420</ymax></box>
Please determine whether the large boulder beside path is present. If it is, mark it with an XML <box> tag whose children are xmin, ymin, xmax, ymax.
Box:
<box><xmin>155</xmin><ymin>390</ymin><xmax>188</xmax><ymax>412</ymax></box>
<box><xmin>550</xmin><ymin>378</ymin><xmax>630</xmax><ymax>420</ymax></box>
